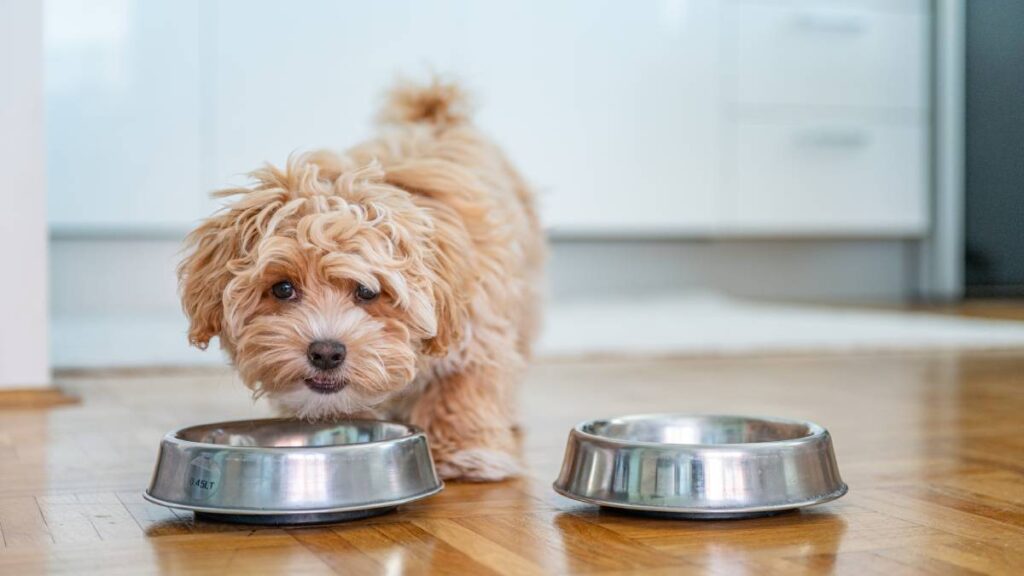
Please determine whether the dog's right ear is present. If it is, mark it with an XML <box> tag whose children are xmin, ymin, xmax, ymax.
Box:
<box><xmin>178</xmin><ymin>215</ymin><xmax>238</xmax><ymax>349</ymax></box>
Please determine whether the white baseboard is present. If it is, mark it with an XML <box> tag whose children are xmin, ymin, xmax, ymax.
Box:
<box><xmin>53</xmin><ymin>294</ymin><xmax>1024</xmax><ymax>369</ymax></box>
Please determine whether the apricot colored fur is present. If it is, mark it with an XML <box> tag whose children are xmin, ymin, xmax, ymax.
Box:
<box><xmin>178</xmin><ymin>77</ymin><xmax>544</xmax><ymax>481</ymax></box>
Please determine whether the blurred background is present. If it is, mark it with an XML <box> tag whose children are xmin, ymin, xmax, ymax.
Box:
<box><xmin>2</xmin><ymin>0</ymin><xmax>1023</xmax><ymax>385</ymax></box>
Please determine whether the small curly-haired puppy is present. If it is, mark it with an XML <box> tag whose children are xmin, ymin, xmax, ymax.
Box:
<box><xmin>178</xmin><ymin>78</ymin><xmax>544</xmax><ymax>481</ymax></box>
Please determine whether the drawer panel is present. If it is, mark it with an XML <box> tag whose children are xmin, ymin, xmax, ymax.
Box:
<box><xmin>727</xmin><ymin>118</ymin><xmax>927</xmax><ymax>234</ymax></box>
<box><xmin>730</xmin><ymin>0</ymin><xmax>928</xmax><ymax>110</ymax></box>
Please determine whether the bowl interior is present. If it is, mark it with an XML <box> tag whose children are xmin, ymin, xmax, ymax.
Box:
<box><xmin>175</xmin><ymin>419</ymin><xmax>413</xmax><ymax>448</ymax></box>
<box><xmin>583</xmin><ymin>415</ymin><xmax>816</xmax><ymax>445</ymax></box>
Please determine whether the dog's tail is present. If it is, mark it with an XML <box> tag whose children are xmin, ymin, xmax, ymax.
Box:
<box><xmin>377</xmin><ymin>75</ymin><xmax>474</xmax><ymax>127</ymax></box>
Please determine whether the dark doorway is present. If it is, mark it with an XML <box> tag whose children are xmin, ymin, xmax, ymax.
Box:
<box><xmin>965</xmin><ymin>1</ymin><xmax>1024</xmax><ymax>296</ymax></box>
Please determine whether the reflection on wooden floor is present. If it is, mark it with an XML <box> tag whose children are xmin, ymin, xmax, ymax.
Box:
<box><xmin>1</xmin><ymin>350</ymin><xmax>1023</xmax><ymax>574</ymax></box>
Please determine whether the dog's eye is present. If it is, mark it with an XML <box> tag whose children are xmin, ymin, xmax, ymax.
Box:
<box><xmin>271</xmin><ymin>281</ymin><xmax>297</xmax><ymax>301</ymax></box>
<box><xmin>355</xmin><ymin>283</ymin><xmax>379</xmax><ymax>303</ymax></box>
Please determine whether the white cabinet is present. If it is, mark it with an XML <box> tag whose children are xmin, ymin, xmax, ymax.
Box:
<box><xmin>726</xmin><ymin>116</ymin><xmax>927</xmax><ymax>233</ymax></box>
<box><xmin>732</xmin><ymin>0</ymin><xmax>928</xmax><ymax>110</ymax></box>
<box><xmin>722</xmin><ymin>0</ymin><xmax>930</xmax><ymax>236</ymax></box>
<box><xmin>43</xmin><ymin>0</ymin><xmax>931</xmax><ymax>238</ymax></box>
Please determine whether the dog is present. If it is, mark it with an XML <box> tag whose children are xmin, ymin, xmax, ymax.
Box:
<box><xmin>178</xmin><ymin>78</ymin><xmax>544</xmax><ymax>481</ymax></box>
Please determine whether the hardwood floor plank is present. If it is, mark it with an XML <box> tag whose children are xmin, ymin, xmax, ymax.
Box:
<box><xmin>36</xmin><ymin>495</ymin><xmax>103</xmax><ymax>545</ymax></box>
<box><xmin>778</xmin><ymin>549</ymin><xmax>972</xmax><ymax>576</ymax></box>
<box><xmin>938</xmin><ymin>471</ymin><xmax>1024</xmax><ymax>509</ymax></box>
<box><xmin>454</xmin><ymin>511</ymin><xmax>683</xmax><ymax>573</ymax></box>
<box><xmin>36</xmin><ymin>532</ymin><xmax>334</xmax><ymax>576</ymax></box>
<box><xmin>288</xmin><ymin>527</ymin><xmax>386</xmax><ymax>576</ymax></box>
<box><xmin>114</xmin><ymin>491</ymin><xmax>183</xmax><ymax>536</ymax></box>
<box><xmin>0</xmin><ymin>497</ymin><xmax>53</xmax><ymax>548</ymax></box>
<box><xmin>858</xmin><ymin>488</ymin><xmax>1024</xmax><ymax>541</ymax></box>
<box><xmin>410</xmin><ymin>518</ymin><xmax>545</xmax><ymax>576</ymax></box>
<box><xmin>874</xmin><ymin>537</ymin><xmax>1022</xmax><ymax>576</ymax></box>
<box><xmin>329</xmin><ymin>521</ymin><xmax>499</xmax><ymax>575</ymax></box>
<box><xmin>0</xmin><ymin>388</ymin><xmax>78</xmax><ymax>408</ymax></box>
<box><xmin>901</xmin><ymin>483</ymin><xmax>1024</xmax><ymax>529</ymax></box>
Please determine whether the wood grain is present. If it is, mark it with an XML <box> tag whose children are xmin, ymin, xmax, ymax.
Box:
<box><xmin>2</xmin><ymin>350</ymin><xmax>1024</xmax><ymax>574</ymax></box>
<box><xmin>0</xmin><ymin>388</ymin><xmax>78</xmax><ymax>408</ymax></box>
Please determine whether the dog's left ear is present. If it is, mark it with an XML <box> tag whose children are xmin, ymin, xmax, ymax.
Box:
<box><xmin>421</xmin><ymin>212</ymin><xmax>474</xmax><ymax>357</ymax></box>
<box><xmin>385</xmin><ymin>162</ymin><xmax>477</xmax><ymax>357</ymax></box>
<box><xmin>178</xmin><ymin>214</ymin><xmax>239</xmax><ymax>349</ymax></box>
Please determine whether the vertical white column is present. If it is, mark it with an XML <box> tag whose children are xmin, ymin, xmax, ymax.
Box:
<box><xmin>918</xmin><ymin>0</ymin><xmax>966</xmax><ymax>301</ymax></box>
<box><xmin>0</xmin><ymin>0</ymin><xmax>50</xmax><ymax>388</ymax></box>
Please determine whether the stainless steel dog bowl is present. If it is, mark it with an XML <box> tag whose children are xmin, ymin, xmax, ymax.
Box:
<box><xmin>144</xmin><ymin>418</ymin><xmax>443</xmax><ymax>524</ymax></box>
<box><xmin>554</xmin><ymin>414</ymin><xmax>847</xmax><ymax>519</ymax></box>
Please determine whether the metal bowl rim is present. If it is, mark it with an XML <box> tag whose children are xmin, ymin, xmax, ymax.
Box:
<box><xmin>552</xmin><ymin>481</ymin><xmax>848</xmax><ymax>515</ymax></box>
<box><xmin>162</xmin><ymin>417</ymin><xmax>427</xmax><ymax>452</ymax></box>
<box><xmin>143</xmin><ymin>482</ymin><xmax>444</xmax><ymax>516</ymax></box>
<box><xmin>571</xmin><ymin>413</ymin><xmax>829</xmax><ymax>450</ymax></box>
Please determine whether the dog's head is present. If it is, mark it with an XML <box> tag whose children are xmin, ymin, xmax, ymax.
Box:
<box><xmin>179</xmin><ymin>152</ymin><xmax>470</xmax><ymax>418</ymax></box>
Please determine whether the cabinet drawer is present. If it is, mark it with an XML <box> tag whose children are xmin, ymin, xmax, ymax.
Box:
<box><xmin>726</xmin><ymin>118</ymin><xmax>927</xmax><ymax>234</ymax></box>
<box><xmin>730</xmin><ymin>0</ymin><xmax>928</xmax><ymax>110</ymax></box>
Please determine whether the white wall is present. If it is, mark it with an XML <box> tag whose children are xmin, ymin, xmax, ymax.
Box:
<box><xmin>0</xmin><ymin>0</ymin><xmax>50</xmax><ymax>387</ymax></box>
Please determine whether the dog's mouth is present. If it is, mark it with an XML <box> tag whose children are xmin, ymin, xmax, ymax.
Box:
<box><xmin>303</xmin><ymin>375</ymin><xmax>348</xmax><ymax>394</ymax></box>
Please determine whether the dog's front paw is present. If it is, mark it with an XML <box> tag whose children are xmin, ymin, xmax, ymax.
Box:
<box><xmin>435</xmin><ymin>448</ymin><xmax>521</xmax><ymax>482</ymax></box>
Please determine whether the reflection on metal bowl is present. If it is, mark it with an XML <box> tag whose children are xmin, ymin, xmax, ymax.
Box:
<box><xmin>144</xmin><ymin>418</ymin><xmax>442</xmax><ymax>525</ymax></box>
<box><xmin>554</xmin><ymin>414</ymin><xmax>847</xmax><ymax>519</ymax></box>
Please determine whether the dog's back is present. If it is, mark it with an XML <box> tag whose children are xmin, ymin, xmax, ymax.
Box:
<box><xmin>353</xmin><ymin>78</ymin><xmax>546</xmax><ymax>358</ymax></box>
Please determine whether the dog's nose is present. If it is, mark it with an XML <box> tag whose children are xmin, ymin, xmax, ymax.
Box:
<box><xmin>307</xmin><ymin>340</ymin><xmax>346</xmax><ymax>370</ymax></box>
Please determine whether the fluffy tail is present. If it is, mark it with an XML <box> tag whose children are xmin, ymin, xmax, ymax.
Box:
<box><xmin>377</xmin><ymin>76</ymin><xmax>474</xmax><ymax>127</ymax></box>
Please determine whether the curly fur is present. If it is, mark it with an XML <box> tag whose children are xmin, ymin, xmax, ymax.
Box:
<box><xmin>178</xmin><ymin>77</ymin><xmax>545</xmax><ymax>481</ymax></box>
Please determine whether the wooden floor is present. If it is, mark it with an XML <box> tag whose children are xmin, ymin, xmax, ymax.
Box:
<box><xmin>2</xmin><ymin>350</ymin><xmax>1024</xmax><ymax>575</ymax></box>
